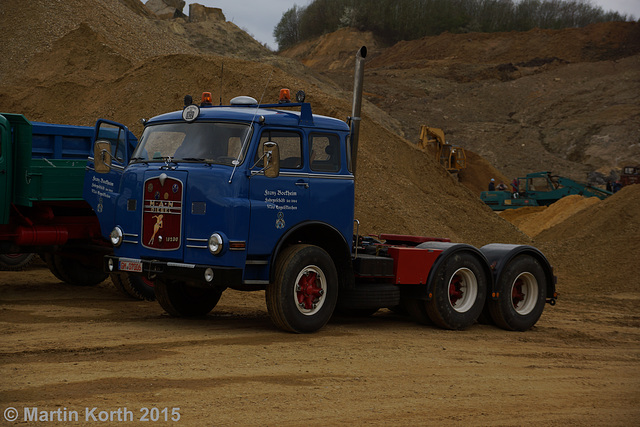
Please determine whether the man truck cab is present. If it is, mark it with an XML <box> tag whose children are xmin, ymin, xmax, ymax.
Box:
<box><xmin>85</xmin><ymin>91</ymin><xmax>358</xmax><ymax>332</ymax></box>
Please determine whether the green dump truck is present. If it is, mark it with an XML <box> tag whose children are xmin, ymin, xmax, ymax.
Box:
<box><xmin>0</xmin><ymin>113</ymin><xmax>140</xmax><ymax>290</ymax></box>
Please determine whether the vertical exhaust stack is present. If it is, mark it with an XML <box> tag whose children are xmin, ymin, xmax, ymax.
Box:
<box><xmin>350</xmin><ymin>46</ymin><xmax>367</xmax><ymax>176</ymax></box>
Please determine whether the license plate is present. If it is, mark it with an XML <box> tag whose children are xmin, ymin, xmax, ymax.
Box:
<box><xmin>119</xmin><ymin>259</ymin><xmax>143</xmax><ymax>273</ymax></box>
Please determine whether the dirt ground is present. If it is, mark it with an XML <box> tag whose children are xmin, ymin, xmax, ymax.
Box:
<box><xmin>1</xmin><ymin>261</ymin><xmax>639</xmax><ymax>426</ymax></box>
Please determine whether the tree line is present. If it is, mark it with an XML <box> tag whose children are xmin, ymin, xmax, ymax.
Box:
<box><xmin>274</xmin><ymin>0</ymin><xmax>632</xmax><ymax>50</ymax></box>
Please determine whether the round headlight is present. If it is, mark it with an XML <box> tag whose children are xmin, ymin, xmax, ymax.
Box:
<box><xmin>208</xmin><ymin>233</ymin><xmax>223</xmax><ymax>255</ymax></box>
<box><xmin>110</xmin><ymin>226</ymin><xmax>123</xmax><ymax>247</ymax></box>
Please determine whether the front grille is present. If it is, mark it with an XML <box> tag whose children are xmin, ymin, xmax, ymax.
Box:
<box><xmin>142</xmin><ymin>176</ymin><xmax>183</xmax><ymax>250</ymax></box>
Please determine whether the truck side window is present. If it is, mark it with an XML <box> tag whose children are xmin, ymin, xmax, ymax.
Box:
<box><xmin>97</xmin><ymin>123</ymin><xmax>126</xmax><ymax>163</ymax></box>
<box><xmin>256</xmin><ymin>130</ymin><xmax>302</xmax><ymax>169</ymax></box>
<box><xmin>310</xmin><ymin>133</ymin><xmax>340</xmax><ymax>172</ymax></box>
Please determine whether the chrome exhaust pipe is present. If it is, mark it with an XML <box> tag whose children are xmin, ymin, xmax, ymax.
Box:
<box><xmin>350</xmin><ymin>46</ymin><xmax>367</xmax><ymax>176</ymax></box>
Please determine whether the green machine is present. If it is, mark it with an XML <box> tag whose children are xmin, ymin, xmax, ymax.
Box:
<box><xmin>481</xmin><ymin>171</ymin><xmax>611</xmax><ymax>211</ymax></box>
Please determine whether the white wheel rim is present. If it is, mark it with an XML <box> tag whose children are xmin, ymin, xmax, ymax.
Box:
<box><xmin>511</xmin><ymin>272</ymin><xmax>538</xmax><ymax>315</ymax></box>
<box><xmin>448</xmin><ymin>267</ymin><xmax>478</xmax><ymax>313</ymax></box>
<box><xmin>293</xmin><ymin>265</ymin><xmax>326</xmax><ymax>316</ymax></box>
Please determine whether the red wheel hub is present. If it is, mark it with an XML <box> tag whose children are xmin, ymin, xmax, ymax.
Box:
<box><xmin>449</xmin><ymin>276</ymin><xmax>463</xmax><ymax>306</ymax></box>
<box><xmin>512</xmin><ymin>279</ymin><xmax>525</xmax><ymax>308</ymax></box>
<box><xmin>296</xmin><ymin>271</ymin><xmax>323</xmax><ymax>310</ymax></box>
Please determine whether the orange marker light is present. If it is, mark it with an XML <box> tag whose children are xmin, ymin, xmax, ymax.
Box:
<box><xmin>279</xmin><ymin>88</ymin><xmax>291</xmax><ymax>103</ymax></box>
<box><xmin>201</xmin><ymin>92</ymin><xmax>213</xmax><ymax>106</ymax></box>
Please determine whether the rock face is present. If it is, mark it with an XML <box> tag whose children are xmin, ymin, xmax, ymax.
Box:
<box><xmin>189</xmin><ymin>3</ymin><xmax>225</xmax><ymax>22</ymax></box>
<box><xmin>145</xmin><ymin>1</ymin><xmax>225</xmax><ymax>22</ymax></box>
<box><xmin>145</xmin><ymin>0</ymin><xmax>186</xmax><ymax>19</ymax></box>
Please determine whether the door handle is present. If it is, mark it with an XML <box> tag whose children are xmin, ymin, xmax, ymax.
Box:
<box><xmin>295</xmin><ymin>181</ymin><xmax>309</xmax><ymax>189</ymax></box>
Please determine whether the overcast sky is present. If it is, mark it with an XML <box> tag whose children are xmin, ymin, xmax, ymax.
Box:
<box><xmin>183</xmin><ymin>0</ymin><xmax>639</xmax><ymax>50</ymax></box>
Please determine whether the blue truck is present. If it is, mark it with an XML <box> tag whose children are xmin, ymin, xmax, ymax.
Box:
<box><xmin>85</xmin><ymin>47</ymin><xmax>557</xmax><ymax>332</ymax></box>
<box><xmin>0</xmin><ymin>113</ymin><xmax>150</xmax><ymax>298</ymax></box>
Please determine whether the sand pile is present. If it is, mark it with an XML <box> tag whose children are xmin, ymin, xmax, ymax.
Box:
<box><xmin>457</xmin><ymin>150</ymin><xmax>510</xmax><ymax>195</ymax></box>
<box><xmin>0</xmin><ymin>0</ymin><xmax>269</xmax><ymax>85</ymax></box>
<box><xmin>535</xmin><ymin>184</ymin><xmax>640</xmax><ymax>294</ymax></box>
<box><xmin>499</xmin><ymin>195</ymin><xmax>601</xmax><ymax>237</ymax></box>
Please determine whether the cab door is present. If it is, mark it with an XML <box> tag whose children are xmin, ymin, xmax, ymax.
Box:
<box><xmin>248</xmin><ymin>129</ymin><xmax>309</xmax><ymax>256</ymax></box>
<box><xmin>82</xmin><ymin>119</ymin><xmax>137</xmax><ymax>239</ymax></box>
<box><xmin>308</xmin><ymin>132</ymin><xmax>354</xmax><ymax>241</ymax></box>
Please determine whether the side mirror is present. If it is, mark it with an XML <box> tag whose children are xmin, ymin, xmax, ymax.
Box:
<box><xmin>94</xmin><ymin>140</ymin><xmax>113</xmax><ymax>174</ymax></box>
<box><xmin>263</xmin><ymin>141</ymin><xmax>280</xmax><ymax>178</ymax></box>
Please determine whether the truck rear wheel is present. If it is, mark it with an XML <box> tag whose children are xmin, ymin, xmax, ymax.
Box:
<box><xmin>0</xmin><ymin>253</ymin><xmax>36</xmax><ymax>270</ymax></box>
<box><xmin>420</xmin><ymin>252</ymin><xmax>487</xmax><ymax>330</ymax></box>
<box><xmin>266</xmin><ymin>244</ymin><xmax>338</xmax><ymax>333</ymax></box>
<box><xmin>489</xmin><ymin>256</ymin><xmax>547</xmax><ymax>331</ymax></box>
<box><xmin>155</xmin><ymin>279</ymin><xmax>223</xmax><ymax>317</ymax></box>
<box><xmin>42</xmin><ymin>252</ymin><xmax>107</xmax><ymax>286</ymax></box>
<box><xmin>110</xmin><ymin>273</ymin><xmax>156</xmax><ymax>301</ymax></box>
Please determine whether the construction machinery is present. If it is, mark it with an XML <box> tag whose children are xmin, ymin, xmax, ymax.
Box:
<box><xmin>481</xmin><ymin>171</ymin><xmax>611</xmax><ymax>211</ymax></box>
<box><xmin>418</xmin><ymin>125</ymin><xmax>467</xmax><ymax>173</ymax></box>
<box><xmin>620</xmin><ymin>165</ymin><xmax>639</xmax><ymax>187</ymax></box>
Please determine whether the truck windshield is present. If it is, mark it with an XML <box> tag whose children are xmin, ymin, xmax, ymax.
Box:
<box><xmin>132</xmin><ymin>122</ymin><xmax>252</xmax><ymax>165</ymax></box>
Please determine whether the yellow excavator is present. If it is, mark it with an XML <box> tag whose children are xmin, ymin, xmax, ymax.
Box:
<box><xmin>418</xmin><ymin>125</ymin><xmax>467</xmax><ymax>173</ymax></box>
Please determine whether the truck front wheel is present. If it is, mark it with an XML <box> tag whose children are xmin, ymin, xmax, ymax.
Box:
<box><xmin>155</xmin><ymin>279</ymin><xmax>223</xmax><ymax>317</ymax></box>
<box><xmin>489</xmin><ymin>256</ymin><xmax>547</xmax><ymax>331</ymax></box>
<box><xmin>266</xmin><ymin>244</ymin><xmax>338</xmax><ymax>333</ymax></box>
<box><xmin>111</xmin><ymin>273</ymin><xmax>156</xmax><ymax>301</ymax></box>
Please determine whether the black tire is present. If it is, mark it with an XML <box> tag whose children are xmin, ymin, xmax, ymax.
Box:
<box><xmin>42</xmin><ymin>252</ymin><xmax>107</xmax><ymax>286</ymax></box>
<box><xmin>42</xmin><ymin>252</ymin><xmax>67</xmax><ymax>282</ymax></box>
<box><xmin>155</xmin><ymin>279</ymin><xmax>223</xmax><ymax>317</ymax></box>
<box><xmin>0</xmin><ymin>253</ymin><xmax>36</xmax><ymax>270</ymax></box>
<box><xmin>403</xmin><ymin>296</ymin><xmax>433</xmax><ymax>325</ymax></box>
<box><xmin>425</xmin><ymin>252</ymin><xmax>487</xmax><ymax>330</ymax></box>
<box><xmin>266</xmin><ymin>244</ymin><xmax>338</xmax><ymax>333</ymax></box>
<box><xmin>110</xmin><ymin>273</ymin><xmax>156</xmax><ymax>301</ymax></box>
<box><xmin>489</xmin><ymin>255</ymin><xmax>547</xmax><ymax>331</ymax></box>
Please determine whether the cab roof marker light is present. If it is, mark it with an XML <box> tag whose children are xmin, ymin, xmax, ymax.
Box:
<box><xmin>279</xmin><ymin>88</ymin><xmax>291</xmax><ymax>103</ymax></box>
<box><xmin>201</xmin><ymin>92</ymin><xmax>213</xmax><ymax>106</ymax></box>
